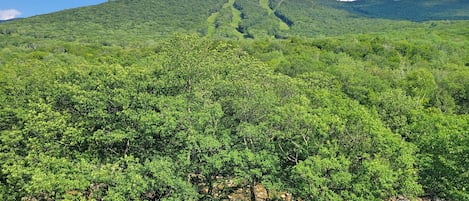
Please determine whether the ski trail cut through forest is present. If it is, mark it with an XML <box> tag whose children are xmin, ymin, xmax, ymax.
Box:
<box><xmin>260</xmin><ymin>0</ymin><xmax>274</xmax><ymax>15</ymax></box>
<box><xmin>206</xmin><ymin>15</ymin><xmax>218</xmax><ymax>37</ymax></box>
<box><xmin>206</xmin><ymin>0</ymin><xmax>244</xmax><ymax>38</ymax></box>
<box><xmin>260</xmin><ymin>0</ymin><xmax>290</xmax><ymax>30</ymax></box>
<box><xmin>206</xmin><ymin>4</ymin><xmax>221</xmax><ymax>37</ymax></box>
<box><xmin>230</xmin><ymin>0</ymin><xmax>244</xmax><ymax>38</ymax></box>
<box><xmin>271</xmin><ymin>0</ymin><xmax>285</xmax><ymax>11</ymax></box>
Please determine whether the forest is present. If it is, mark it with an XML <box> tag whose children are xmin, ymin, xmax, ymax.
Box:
<box><xmin>0</xmin><ymin>0</ymin><xmax>468</xmax><ymax>200</ymax></box>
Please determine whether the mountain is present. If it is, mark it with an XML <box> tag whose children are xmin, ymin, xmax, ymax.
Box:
<box><xmin>1</xmin><ymin>0</ymin><xmax>468</xmax><ymax>43</ymax></box>
<box><xmin>0</xmin><ymin>18</ymin><xmax>20</xmax><ymax>23</ymax></box>
<box><xmin>2</xmin><ymin>0</ymin><xmax>468</xmax><ymax>42</ymax></box>
<box><xmin>1</xmin><ymin>1</ymin><xmax>468</xmax><ymax>201</ymax></box>
<box><xmin>0</xmin><ymin>0</ymin><xmax>222</xmax><ymax>43</ymax></box>
<box><xmin>0</xmin><ymin>0</ymin><xmax>415</xmax><ymax>42</ymax></box>
<box><xmin>331</xmin><ymin>0</ymin><xmax>469</xmax><ymax>21</ymax></box>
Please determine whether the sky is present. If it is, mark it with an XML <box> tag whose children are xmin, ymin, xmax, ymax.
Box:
<box><xmin>0</xmin><ymin>0</ymin><xmax>107</xmax><ymax>20</ymax></box>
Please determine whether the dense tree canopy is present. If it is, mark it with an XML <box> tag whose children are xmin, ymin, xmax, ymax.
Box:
<box><xmin>0</xmin><ymin>0</ymin><xmax>468</xmax><ymax>200</ymax></box>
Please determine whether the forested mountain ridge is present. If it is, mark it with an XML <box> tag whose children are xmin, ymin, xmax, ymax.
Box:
<box><xmin>1</xmin><ymin>0</ymin><xmax>467</xmax><ymax>42</ymax></box>
<box><xmin>0</xmin><ymin>0</ymin><xmax>222</xmax><ymax>43</ymax></box>
<box><xmin>0</xmin><ymin>0</ymin><xmax>425</xmax><ymax>42</ymax></box>
<box><xmin>1</xmin><ymin>0</ymin><xmax>468</xmax><ymax>201</ymax></box>
<box><xmin>331</xmin><ymin>0</ymin><xmax>469</xmax><ymax>22</ymax></box>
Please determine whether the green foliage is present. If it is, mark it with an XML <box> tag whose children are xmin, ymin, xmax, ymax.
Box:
<box><xmin>410</xmin><ymin>111</ymin><xmax>469</xmax><ymax>200</ymax></box>
<box><xmin>330</xmin><ymin>0</ymin><xmax>469</xmax><ymax>22</ymax></box>
<box><xmin>238</xmin><ymin>31</ymin><xmax>468</xmax><ymax>200</ymax></box>
<box><xmin>0</xmin><ymin>1</ymin><xmax>468</xmax><ymax>200</ymax></box>
<box><xmin>0</xmin><ymin>0</ymin><xmax>223</xmax><ymax>43</ymax></box>
<box><xmin>402</xmin><ymin>68</ymin><xmax>437</xmax><ymax>105</ymax></box>
<box><xmin>294</xmin><ymin>154</ymin><xmax>352</xmax><ymax>200</ymax></box>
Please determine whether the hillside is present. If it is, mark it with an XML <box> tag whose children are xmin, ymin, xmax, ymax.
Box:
<box><xmin>0</xmin><ymin>0</ymin><xmax>222</xmax><ymax>43</ymax></box>
<box><xmin>1</xmin><ymin>0</ymin><xmax>468</xmax><ymax>201</ymax></box>
<box><xmin>2</xmin><ymin>0</ymin><xmax>468</xmax><ymax>42</ymax></box>
<box><xmin>0</xmin><ymin>0</ymin><xmax>426</xmax><ymax>42</ymax></box>
<box><xmin>330</xmin><ymin>0</ymin><xmax>469</xmax><ymax>21</ymax></box>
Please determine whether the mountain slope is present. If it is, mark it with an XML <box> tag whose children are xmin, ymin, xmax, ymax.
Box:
<box><xmin>0</xmin><ymin>0</ymin><xmax>424</xmax><ymax>42</ymax></box>
<box><xmin>270</xmin><ymin>0</ymin><xmax>416</xmax><ymax>37</ymax></box>
<box><xmin>0</xmin><ymin>0</ymin><xmax>223</xmax><ymax>43</ymax></box>
<box><xmin>2</xmin><ymin>0</ymin><xmax>468</xmax><ymax>42</ymax></box>
<box><xmin>331</xmin><ymin>0</ymin><xmax>469</xmax><ymax>22</ymax></box>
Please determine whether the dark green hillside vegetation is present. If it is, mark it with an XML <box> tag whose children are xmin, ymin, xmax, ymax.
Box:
<box><xmin>328</xmin><ymin>0</ymin><xmax>469</xmax><ymax>22</ymax></box>
<box><xmin>0</xmin><ymin>0</ymin><xmax>222</xmax><ymax>43</ymax></box>
<box><xmin>1</xmin><ymin>0</ymin><xmax>466</xmax><ymax>42</ymax></box>
<box><xmin>1</xmin><ymin>0</ymin><xmax>469</xmax><ymax>200</ymax></box>
<box><xmin>268</xmin><ymin>0</ymin><xmax>416</xmax><ymax>37</ymax></box>
<box><xmin>0</xmin><ymin>0</ymin><xmax>420</xmax><ymax>42</ymax></box>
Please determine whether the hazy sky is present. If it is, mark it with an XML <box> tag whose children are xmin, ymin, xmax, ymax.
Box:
<box><xmin>0</xmin><ymin>0</ymin><xmax>107</xmax><ymax>20</ymax></box>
